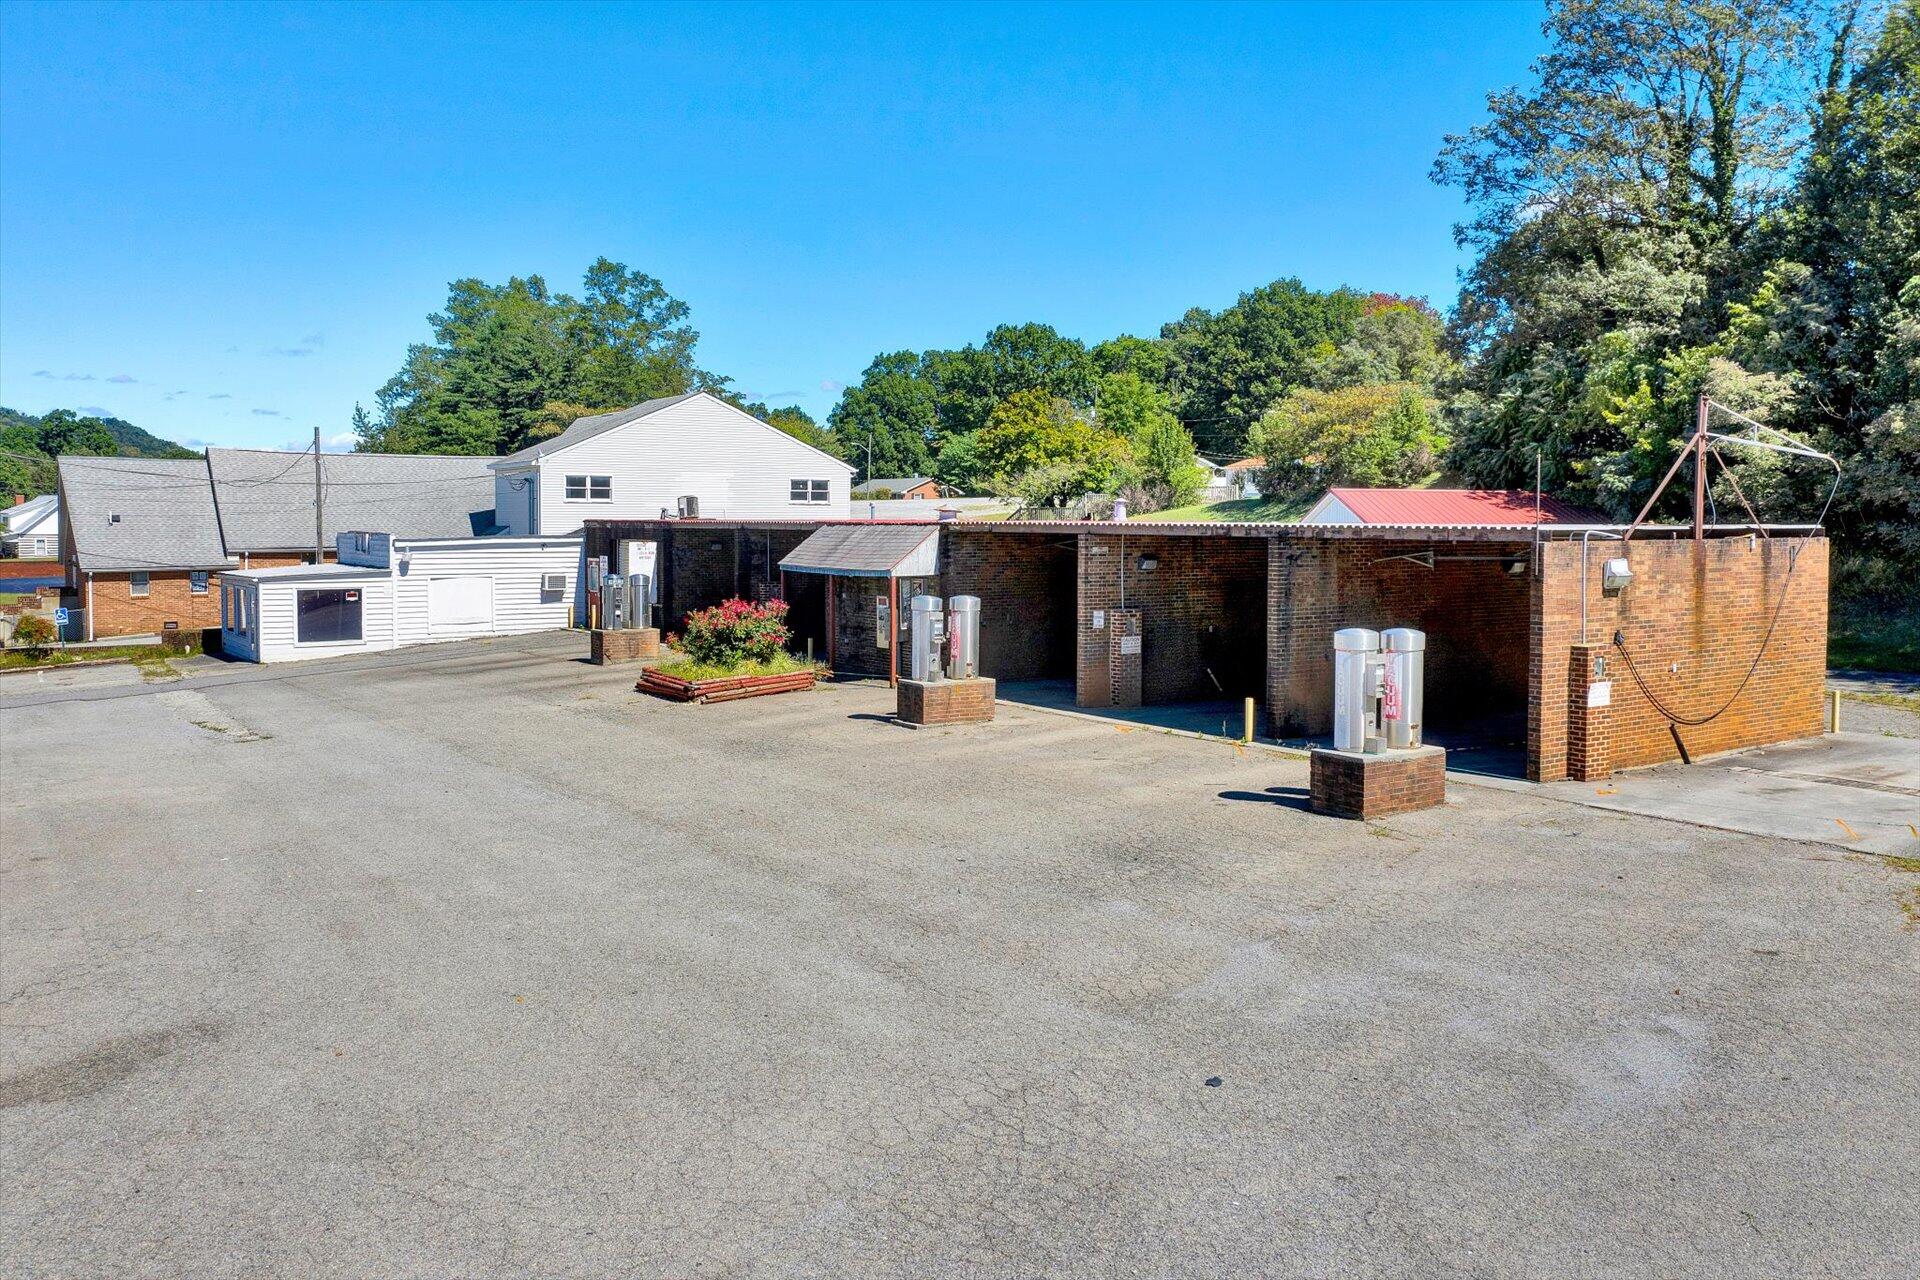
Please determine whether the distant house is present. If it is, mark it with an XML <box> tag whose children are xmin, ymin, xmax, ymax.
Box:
<box><xmin>1301</xmin><ymin>487</ymin><xmax>1602</xmax><ymax>526</ymax></box>
<box><xmin>859</xmin><ymin>476</ymin><xmax>942</xmax><ymax>500</ymax></box>
<box><xmin>1196</xmin><ymin>458</ymin><xmax>1263</xmax><ymax>502</ymax></box>
<box><xmin>489</xmin><ymin>392</ymin><xmax>855</xmax><ymax>535</ymax></box>
<box><xmin>58</xmin><ymin>450</ymin><xmax>503</xmax><ymax>640</ymax></box>
<box><xmin>1</xmin><ymin>494</ymin><xmax>60</xmax><ymax>558</ymax></box>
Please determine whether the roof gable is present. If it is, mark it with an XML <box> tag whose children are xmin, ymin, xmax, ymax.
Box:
<box><xmin>1313</xmin><ymin>488</ymin><xmax>1602</xmax><ymax>526</ymax></box>
<box><xmin>58</xmin><ymin>457</ymin><xmax>228</xmax><ymax>572</ymax></box>
<box><xmin>495</xmin><ymin>392</ymin><xmax>855</xmax><ymax>472</ymax></box>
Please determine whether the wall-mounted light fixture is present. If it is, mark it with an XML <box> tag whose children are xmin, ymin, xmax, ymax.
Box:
<box><xmin>1137</xmin><ymin>554</ymin><xmax>1159</xmax><ymax>571</ymax></box>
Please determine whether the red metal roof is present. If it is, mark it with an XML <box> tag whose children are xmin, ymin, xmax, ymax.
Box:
<box><xmin>1321</xmin><ymin>488</ymin><xmax>1601</xmax><ymax>525</ymax></box>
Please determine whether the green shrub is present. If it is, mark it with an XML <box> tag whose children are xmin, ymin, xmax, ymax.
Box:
<box><xmin>670</xmin><ymin>598</ymin><xmax>791</xmax><ymax>668</ymax></box>
<box><xmin>10</xmin><ymin>615</ymin><xmax>55</xmax><ymax>659</ymax></box>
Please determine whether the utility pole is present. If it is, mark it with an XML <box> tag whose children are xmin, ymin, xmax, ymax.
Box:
<box><xmin>1692</xmin><ymin>393</ymin><xmax>1708</xmax><ymax>544</ymax></box>
<box><xmin>313</xmin><ymin>426</ymin><xmax>324</xmax><ymax>563</ymax></box>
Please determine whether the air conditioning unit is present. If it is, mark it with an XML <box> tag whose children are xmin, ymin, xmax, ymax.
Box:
<box><xmin>676</xmin><ymin>495</ymin><xmax>700</xmax><ymax>518</ymax></box>
<box><xmin>540</xmin><ymin>572</ymin><xmax>567</xmax><ymax>593</ymax></box>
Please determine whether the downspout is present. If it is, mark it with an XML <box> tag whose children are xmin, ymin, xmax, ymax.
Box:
<box><xmin>85</xmin><ymin>572</ymin><xmax>94</xmax><ymax>642</ymax></box>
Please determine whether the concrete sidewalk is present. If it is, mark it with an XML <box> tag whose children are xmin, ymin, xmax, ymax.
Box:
<box><xmin>1526</xmin><ymin>732</ymin><xmax>1920</xmax><ymax>856</ymax></box>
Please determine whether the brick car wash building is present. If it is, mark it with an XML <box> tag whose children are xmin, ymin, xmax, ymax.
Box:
<box><xmin>585</xmin><ymin>512</ymin><xmax>1827</xmax><ymax>784</ymax></box>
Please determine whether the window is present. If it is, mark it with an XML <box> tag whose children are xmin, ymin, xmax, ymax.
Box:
<box><xmin>565</xmin><ymin>474</ymin><xmax>612</xmax><ymax>501</ymax></box>
<box><xmin>296</xmin><ymin>588</ymin><xmax>363</xmax><ymax>644</ymax></box>
<box><xmin>790</xmin><ymin>479</ymin><xmax>830</xmax><ymax>504</ymax></box>
<box><xmin>189</xmin><ymin>571</ymin><xmax>209</xmax><ymax>595</ymax></box>
<box><xmin>32</xmin><ymin>538</ymin><xmax>46</xmax><ymax>555</ymax></box>
<box><xmin>129</xmin><ymin>572</ymin><xmax>150</xmax><ymax>598</ymax></box>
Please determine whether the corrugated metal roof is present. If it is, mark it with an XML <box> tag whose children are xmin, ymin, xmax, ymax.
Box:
<box><xmin>206</xmin><ymin>449</ymin><xmax>500</xmax><ymax>551</ymax></box>
<box><xmin>57</xmin><ymin>457</ymin><xmax>231</xmax><ymax>572</ymax></box>
<box><xmin>1317</xmin><ymin>488</ymin><xmax>1601</xmax><ymax>525</ymax></box>
<box><xmin>493</xmin><ymin>393</ymin><xmax>698</xmax><ymax>466</ymax></box>
<box><xmin>780</xmin><ymin>524</ymin><xmax>940</xmax><ymax>577</ymax></box>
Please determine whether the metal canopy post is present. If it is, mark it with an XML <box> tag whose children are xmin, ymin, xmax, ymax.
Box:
<box><xmin>1692</xmin><ymin>393</ymin><xmax>1708</xmax><ymax>544</ymax></box>
<box><xmin>889</xmin><ymin>575</ymin><xmax>899</xmax><ymax>687</ymax></box>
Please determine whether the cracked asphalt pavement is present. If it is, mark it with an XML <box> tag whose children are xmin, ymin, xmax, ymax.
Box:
<box><xmin>3</xmin><ymin>633</ymin><xmax>1915</xmax><ymax>1277</ymax></box>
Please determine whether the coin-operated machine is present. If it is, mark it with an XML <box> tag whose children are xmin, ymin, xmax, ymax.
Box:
<box><xmin>1314</xmin><ymin>625</ymin><xmax>1443</xmax><ymax>820</ymax></box>
<box><xmin>896</xmin><ymin>593</ymin><xmax>994</xmax><ymax>726</ymax></box>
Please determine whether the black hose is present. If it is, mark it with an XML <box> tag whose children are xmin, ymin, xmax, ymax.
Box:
<box><xmin>1610</xmin><ymin>535</ymin><xmax>1812</xmax><ymax>728</ymax></box>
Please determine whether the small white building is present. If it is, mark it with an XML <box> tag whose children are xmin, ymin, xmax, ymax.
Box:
<box><xmin>219</xmin><ymin>530</ymin><xmax>580</xmax><ymax>663</ymax></box>
<box><xmin>489</xmin><ymin>392</ymin><xmax>856</xmax><ymax>535</ymax></box>
<box><xmin>1</xmin><ymin>494</ymin><xmax>60</xmax><ymax>559</ymax></box>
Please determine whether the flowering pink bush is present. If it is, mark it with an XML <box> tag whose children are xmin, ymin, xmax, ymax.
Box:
<box><xmin>671</xmin><ymin>597</ymin><xmax>791</xmax><ymax>667</ymax></box>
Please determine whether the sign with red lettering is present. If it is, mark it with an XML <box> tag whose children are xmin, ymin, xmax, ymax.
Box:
<box><xmin>1382</xmin><ymin>672</ymin><xmax>1401</xmax><ymax>721</ymax></box>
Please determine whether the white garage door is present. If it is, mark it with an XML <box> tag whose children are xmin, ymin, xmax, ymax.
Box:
<box><xmin>427</xmin><ymin>576</ymin><xmax>493</xmax><ymax>632</ymax></box>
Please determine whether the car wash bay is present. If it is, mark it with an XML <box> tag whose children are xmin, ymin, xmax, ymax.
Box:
<box><xmin>584</xmin><ymin>518</ymin><xmax>1828</xmax><ymax>783</ymax></box>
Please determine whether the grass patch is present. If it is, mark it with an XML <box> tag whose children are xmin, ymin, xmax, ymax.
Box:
<box><xmin>1845</xmin><ymin>690</ymin><xmax>1920</xmax><ymax>715</ymax></box>
<box><xmin>649</xmin><ymin>653</ymin><xmax>823</xmax><ymax>682</ymax></box>
<box><xmin>0</xmin><ymin>643</ymin><xmax>193</xmax><ymax>673</ymax></box>
<box><xmin>1130</xmin><ymin>495</ymin><xmax>1315</xmax><ymax>523</ymax></box>
<box><xmin>1829</xmin><ymin>597</ymin><xmax>1920</xmax><ymax>673</ymax></box>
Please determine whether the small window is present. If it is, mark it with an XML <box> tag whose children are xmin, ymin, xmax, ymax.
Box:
<box><xmin>565</xmin><ymin>475</ymin><xmax>613</xmax><ymax>501</ymax></box>
<box><xmin>129</xmin><ymin>571</ymin><xmax>150</xmax><ymax>598</ymax></box>
<box><xmin>189</xmin><ymin>571</ymin><xmax>209</xmax><ymax>595</ymax></box>
<box><xmin>790</xmin><ymin>479</ymin><xmax>830</xmax><ymax>504</ymax></box>
<box><xmin>296</xmin><ymin>588</ymin><xmax>362</xmax><ymax>644</ymax></box>
<box><xmin>32</xmin><ymin>538</ymin><xmax>47</xmax><ymax>554</ymax></box>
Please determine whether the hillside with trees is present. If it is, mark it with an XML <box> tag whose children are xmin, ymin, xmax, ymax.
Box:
<box><xmin>0</xmin><ymin>407</ymin><xmax>198</xmax><ymax>498</ymax></box>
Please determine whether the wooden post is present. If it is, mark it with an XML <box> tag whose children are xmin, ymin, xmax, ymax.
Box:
<box><xmin>826</xmin><ymin>575</ymin><xmax>835</xmax><ymax>672</ymax></box>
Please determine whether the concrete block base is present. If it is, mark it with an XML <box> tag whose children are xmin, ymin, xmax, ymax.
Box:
<box><xmin>1310</xmin><ymin>745</ymin><xmax>1447</xmax><ymax>820</ymax></box>
<box><xmin>590</xmin><ymin>627</ymin><xmax>660</xmax><ymax>665</ymax></box>
<box><xmin>897</xmin><ymin>677</ymin><xmax>996</xmax><ymax>727</ymax></box>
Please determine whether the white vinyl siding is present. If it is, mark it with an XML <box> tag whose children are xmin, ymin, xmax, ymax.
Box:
<box><xmin>520</xmin><ymin>393</ymin><xmax>853</xmax><ymax>534</ymax></box>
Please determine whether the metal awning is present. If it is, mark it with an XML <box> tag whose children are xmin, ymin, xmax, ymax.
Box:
<box><xmin>779</xmin><ymin>525</ymin><xmax>940</xmax><ymax>578</ymax></box>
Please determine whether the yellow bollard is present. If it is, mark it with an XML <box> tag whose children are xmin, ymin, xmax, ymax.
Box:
<box><xmin>1244</xmin><ymin>696</ymin><xmax>1256</xmax><ymax>744</ymax></box>
<box><xmin>1828</xmin><ymin>688</ymin><xmax>1841</xmax><ymax>733</ymax></box>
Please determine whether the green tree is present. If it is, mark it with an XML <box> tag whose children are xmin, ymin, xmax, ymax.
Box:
<box><xmin>827</xmin><ymin>351</ymin><xmax>938</xmax><ymax>482</ymax></box>
<box><xmin>977</xmin><ymin>388</ymin><xmax>1135</xmax><ymax>498</ymax></box>
<box><xmin>1250</xmin><ymin>383</ymin><xmax>1449</xmax><ymax>496</ymax></box>
<box><xmin>1161</xmin><ymin>279</ymin><xmax>1365</xmax><ymax>455</ymax></box>
<box><xmin>923</xmin><ymin>323</ymin><xmax>1096</xmax><ymax>438</ymax></box>
<box><xmin>360</xmin><ymin>259</ymin><xmax>724</xmax><ymax>456</ymax></box>
<box><xmin>1096</xmin><ymin>372</ymin><xmax>1203</xmax><ymax>507</ymax></box>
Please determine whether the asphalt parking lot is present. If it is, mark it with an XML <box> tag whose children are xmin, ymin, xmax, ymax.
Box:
<box><xmin>3</xmin><ymin>634</ymin><xmax>1916</xmax><ymax>1278</ymax></box>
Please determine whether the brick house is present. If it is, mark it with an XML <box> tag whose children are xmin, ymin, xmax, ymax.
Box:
<box><xmin>587</xmin><ymin>514</ymin><xmax>1827</xmax><ymax>784</ymax></box>
<box><xmin>859</xmin><ymin>477</ymin><xmax>943</xmax><ymax>501</ymax></box>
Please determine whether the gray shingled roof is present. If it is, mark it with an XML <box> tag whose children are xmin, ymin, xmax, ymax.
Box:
<box><xmin>494</xmin><ymin>393</ymin><xmax>699</xmax><ymax>466</ymax></box>
<box><xmin>206</xmin><ymin>449</ymin><xmax>500</xmax><ymax>552</ymax></box>
<box><xmin>779</xmin><ymin>524</ymin><xmax>939</xmax><ymax>577</ymax></box>
<box><xmin>861</xmin><ymin>477</ymin><xmax>935</xmax><ymax>492</ymax></box>
<box><xmin>58</xmin><ymin>457</ymin><xmax>230</xmax><ymax>572</ymax></box>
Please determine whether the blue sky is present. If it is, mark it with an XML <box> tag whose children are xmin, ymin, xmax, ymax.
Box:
<box><xmin>0</xmin><ymin>1</ymin><xmax>1545</xmax><ymax>451</ymax></box>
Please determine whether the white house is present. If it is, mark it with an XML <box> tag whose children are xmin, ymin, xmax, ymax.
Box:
<box><xmin>2</xmin><ymin>494</ymin><xmax>60</xmax><ymax>559</ymax></box>
<box><xmin>219</xmin><ymin>530</ymin><xmax>580</xmax><ymax>663</ymax></box>
<box><xmin>489</xmin><ymin>392</ymin><xmax>856</xmax><ymax>535</ymax></box>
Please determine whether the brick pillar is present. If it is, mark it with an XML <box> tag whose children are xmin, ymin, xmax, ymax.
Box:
<box><xmin>1566</xmin><ymin>641</ymin><xmax>1612</xmax><ymax>781</ymax></box>
<box><xmin>1108</xmin><ymin>608</ymin><xmax>1142</xmax><ymax>708</ymax></box>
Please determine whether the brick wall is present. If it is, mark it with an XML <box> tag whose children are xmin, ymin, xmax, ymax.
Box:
<box><xmin>87</xmin><ymin>571</ymin><xmax>221</xmax><ymax>638</ymax></box>
<box><xmin>1529</xmin><ymin>535</ymin><xmax>1827</xmax><ymax>780</ymax></box>
<box><xmin>942</xmin><ymin>530</ymin><xmax>1076</xmax><ymax>681</ymax></box>
<box><xmin>1076</xmin><ymin>533</ymin><xmax>1267</xmax><ymax>707</ymax></box>
<box><xmin>1267</xmin><ymin>537</ymin><xmax>1532</xmax><ymax>736</ymax></box>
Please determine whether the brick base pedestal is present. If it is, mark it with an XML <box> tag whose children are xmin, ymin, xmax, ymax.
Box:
<box><xmin>1309</xmin><ymin>746</ymin><xmax>1447</xmax><ymax>820</ymax></box>
<box><xmin>897</xmin><ymin>677</ymin><xmax>996</xmax><ymax>726</ymax></box>
<box><xmin>590</xmin><ymin>627</ymin><xmax>660</xmax><ymax>665</ymax></box>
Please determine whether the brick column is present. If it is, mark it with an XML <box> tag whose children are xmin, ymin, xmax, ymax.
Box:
<box><xmin>1108</xmin><ymin>608</ymin><xmax>1142</xmax><ymax>708</ymax></box>
<box><xmin>1566</xmin><ymin>641</ymin><xmax>1612</xmax><ymax>781</ymax></box>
